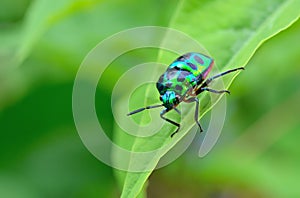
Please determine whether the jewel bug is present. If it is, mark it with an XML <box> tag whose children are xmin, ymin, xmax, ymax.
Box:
<box><xmin>127</xmin><ymin>52</ymin><xmax>244</xmax><ymax>137</ymax></box>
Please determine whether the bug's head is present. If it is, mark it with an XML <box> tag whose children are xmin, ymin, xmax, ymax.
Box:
<box><xmin>160</xmin><ymin>91</ymin><xmax>180</xmax><ymax>110</ymax></box>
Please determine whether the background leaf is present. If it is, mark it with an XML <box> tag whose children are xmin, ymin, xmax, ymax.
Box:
<box><xmin>117</xmin><ymin>0</ymin><xmax>300</xmax><ymax>197</ymax></box>
<box><xmin>1</xmin><ymin>0</ymin><xmax>299</xmax><ymax>197</ymax></box>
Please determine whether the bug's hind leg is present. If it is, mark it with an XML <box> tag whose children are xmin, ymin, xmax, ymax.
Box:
<box><xmin>160</xmin><ymin>108</ymin><xmax>180</xmax><ymax>137</ymax></box>
<box><xmin>195</xmin><ymin>67</ymin><xmax>244</xmax><ymax>95</ymax></box>
<box><xmin>184</xmin><ymin>97</ymin><xmax>203</xmax><ymax>133</ymax></box>
<box><xmin>200</xmin><ymin>67</ymin><xmax>244</xmax><ymax>87</ymax></box>
<box><xmin>196</xmin><ymin>87</ymin><xmax>230</xmax><ymax>95</ymax></box>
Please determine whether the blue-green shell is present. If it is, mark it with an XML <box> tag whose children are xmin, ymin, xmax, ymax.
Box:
<box><xmin>156</xmin><ymin>52</ymin><xmax>214</xmax><ymax>97</ymax></box>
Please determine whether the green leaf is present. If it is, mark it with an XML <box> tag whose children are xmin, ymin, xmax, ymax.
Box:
<box><xmin>115</xmin><ymin>0</ymin><xmax>300</xmax><ymax>197</ymax></box>
<box><xmin>15</xmin><ymin>0</ymin><xmax>99</xmax><ymax>65</ymax></box>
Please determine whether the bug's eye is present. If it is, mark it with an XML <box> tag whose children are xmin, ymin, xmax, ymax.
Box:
<box><xmin>173</xmin><ymin>96</ymin><xmax>180</xmax><ymax>105</ymax></box>
<box><xmin>159</xmin><ymin>95</ymin><xmax>163</xmax><ymax>101</ymax></box>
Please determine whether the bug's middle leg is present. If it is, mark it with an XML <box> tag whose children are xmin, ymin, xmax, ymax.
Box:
<box><xmin>183</xmin><ymin>97</ymin><xmax>203</xmax><ymax>133</ymax></box>
<box><xmin>160</xmin><ymin>108</ymin><xmax>181</xmax><ymax>137</ymax></box>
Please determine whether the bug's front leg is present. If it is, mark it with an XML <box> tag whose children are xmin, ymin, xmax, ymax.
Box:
<box><xmin>127</xmin><ymin>104</ymin><xmax>164</xmax><ymax>116</ymax></box>
<box><xmin>160</xmin><ymin>108</ymin><xmax>180</xmax><ymax>137</ymax></box>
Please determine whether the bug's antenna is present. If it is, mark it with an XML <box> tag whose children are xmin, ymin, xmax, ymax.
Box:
<box><xmin>127</xmin><ymin>104</ymin><xmax>164</xmax><ymax>116</ymax></box>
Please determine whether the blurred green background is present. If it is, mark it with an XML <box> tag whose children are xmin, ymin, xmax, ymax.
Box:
<box><xmin>0</xmin><ymin>0</ymin><xmax>299</xmax><ymax>197</ymax></box>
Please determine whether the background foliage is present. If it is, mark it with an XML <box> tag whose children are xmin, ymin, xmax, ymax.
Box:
<box><xmin>0</xmin><ymin>0</ymin><xmax>299</xmax><ymax>197</ymax></box>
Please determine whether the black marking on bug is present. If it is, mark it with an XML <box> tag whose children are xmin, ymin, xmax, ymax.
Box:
<box><xmin>194</xmin><ymin>55</ymin><xmax>204</xmax><ymax>64</ymax></box>
<box><xmin>158</xmin><ymin>74</ymin><xmax>164</xmax><ymax>83</ymax></box>
<box><xmin>177</xmin><ymin>71</ymin><xmax>190</xmax><ymax>82</ymax></box>
<box><xmin>167</xmin><ymin>69</ymin><xmax>178</xmax><ymax>79</ymax></box>
<box><xmin>175</xmin><ymin>85</ymin><xmax>183</xmax><ymax>92</ymax></box>
<box><xmin>177</xmin><ymin>56</ymin><xmax>185</xmax><ymax>61</ymax></box>
<box><xmin>165</xmin><ymin>82</ymin><xmax>172</xmax><ymax>87</ymax></box>
<box><xmin>156</xmin><ymin>82</ymin><xmax>164</xmax><ymax>91</ymax></box>
<box><xmin>187</xmin><ymin>62</ymin><xmax>197</xmax><ymax>70</ymax></box>
<box><xmin>177</xmin><ymin>76</ymin><xmax>186</xmax><ymax>82</ymax></box>
<box><xmin>183</xmin><ymin>53</ymin><xmax>192</xmax><ymax>59</ymax></box>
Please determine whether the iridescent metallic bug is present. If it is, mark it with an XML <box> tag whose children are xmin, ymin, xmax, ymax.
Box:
<box><xmin>127</xmin><ymin>52</ymin><xmax>244</xmax><ymax>137</ymax></box>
